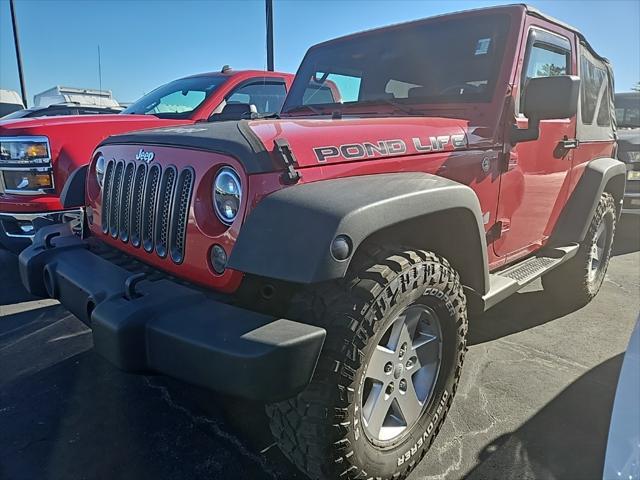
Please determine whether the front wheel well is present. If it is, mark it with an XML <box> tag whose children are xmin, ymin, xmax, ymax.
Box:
<box><xmin>351</xmin><ymin>208</ymin><xmax>487</xmax><ymax>294</ymax></box>
<box><xmin>604</xmin><ymin>174</ymin><xmax>625</xmax><ymax>215</ymax></box>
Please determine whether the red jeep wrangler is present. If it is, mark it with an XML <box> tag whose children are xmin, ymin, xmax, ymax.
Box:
<box><xmin>0</xmin><ymin>69</ymin><xmax>293</xmax><ymax>252</ymax></box>
<box><xmin>19</xmin><ymin>5</ymin><xmax>624</xmax><ymax>479</ymax></box>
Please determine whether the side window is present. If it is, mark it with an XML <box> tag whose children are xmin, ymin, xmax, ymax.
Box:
<box><xmin>581</xmin><ymin>54</ymin><xmax>610</xmax><ymax>126</ymax></box>
<box><xmin>227</xmin><ymin>81</ymin><xmax>287</xmax><ymax>114</ymax></box>
<box><xmin>519</xmin><ymin>30</ymin><xmax>571</xmax><ymax>114</ymax></box>
<box><xmin>596</xmin><ymin>82</ymin><xmax>611</xmax><ymax>126</ymax></box>
<box><xmin>523</xmin><ymin>43</ymin><xmax>569</xmax><ymax>86</ymax></box>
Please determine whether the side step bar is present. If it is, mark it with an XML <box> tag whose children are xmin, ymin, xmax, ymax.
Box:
<box><xmin>472</xmin><ymin>244</ymin><xmax>579</xmax><ymax>312</ymax></box>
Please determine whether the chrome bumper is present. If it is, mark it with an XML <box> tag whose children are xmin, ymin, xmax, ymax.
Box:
<box><xmin>0</xmin><ymin>208</ymin><xmax>83</xmax><ymax>239</ymax></box>
<box><xmin>622</xmin><ymin>192</ymin><xmax>640</xmax><ymax>215</ymax></box>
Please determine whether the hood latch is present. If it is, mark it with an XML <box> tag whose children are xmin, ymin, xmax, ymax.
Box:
<box><xmin>274</xmin><ymin>138</ymin><xmax>302</xmax><ymax>184</ymax></box>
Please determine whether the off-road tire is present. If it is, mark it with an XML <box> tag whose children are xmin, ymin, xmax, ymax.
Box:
<box><xmin>542</xmin><ymin>192</ymin><xmax>617</xmax><ymax>307</ymax></box>
<box><xmin>266</xmin><ymin>247</ymin><xmax>468</xmax><ymax>480</ymax></box>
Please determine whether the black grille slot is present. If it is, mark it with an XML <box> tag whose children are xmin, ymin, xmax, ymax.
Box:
<box><xmin>169</xmin><ymin>167</ymin><xmax>195</xmax><ymax>264</ymax></box>
<box><xmin>154</xmin><ymin>166</ymin><xmax>177</xmax><ymax>259</ymax></box>
<box><xmin>129</xmin><ymin>163</ymin><xmax>147</xmax><ymax>248</ymax></box>
<box><xmin>99</xmin><ymin>161</ymin><xmax>194</xmax><ymax>264</ymax></box>
<box><xmin>109</xmin><ymin>161</ymin><xmax>125</xmax><ymax>238</ymax></box>
<box><xmin>119</xmin><ymin>162</ymin><xmax>135</xmax><ymax>242</ymax></box>
<box><xmin>142</xmin><ymin>164</ymin><xmax>162</xmax><ymax>253</ymax></box>
<box><xmin>101</xmin><ymin>160</ymin><xmax>115</xmax><ymax>234</ymax></box>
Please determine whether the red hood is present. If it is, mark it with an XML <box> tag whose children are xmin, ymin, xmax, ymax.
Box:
<box><xmin>0</xmin><ymin>113</ymin><xmax>181</xmax><ymax>132</ymax></box>
<box><xmin>248</xmin><ymin>116</ymin><xmax>470</xmax><ymax>168</ymax></box>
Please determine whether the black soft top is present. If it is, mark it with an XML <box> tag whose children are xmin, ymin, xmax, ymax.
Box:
<box><xmin>99</xmin><ymin>120</ymin><xmax>275</xmax><ymax>174</ymax></box>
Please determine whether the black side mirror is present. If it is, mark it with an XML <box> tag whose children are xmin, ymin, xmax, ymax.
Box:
<box><xmin>511</xmin><ymin>75</ymin><xmax>580</xmax><ymax>144</ymax></box>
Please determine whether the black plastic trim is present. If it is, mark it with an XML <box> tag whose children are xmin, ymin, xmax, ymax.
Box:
<box><xmin>98</xmin><ymin>120</ymin><xmax>276</xmax><ymax>174</ymax></box>
<box><xmin>229</xmin><ymin>172</ymin><xmax>490</xmax><ymax>294</ymax></box>
<box><xmin>550</xmin><ymin>157</ymin><xmax>626</xmax><ymax>245</ymax></box>
<box><xmin>18</xmin><ymin>225</ymin><xmax>326</xmax><ymax>402</ymax></box>
<box><xmin>169</xmin><ymin>167</ymin><xmax>195</xmax><ymax>264</ymax></box>
<box><xmin>60</xmin><ymin>165</ymin><xmax>88</xmax><ymax>209</ymax></box>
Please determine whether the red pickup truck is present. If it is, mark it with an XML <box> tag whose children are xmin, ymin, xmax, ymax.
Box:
<box><xmin>0</xmin><ymin>69</ymin><xmax>293</xmax><ymax>252</ymax></box>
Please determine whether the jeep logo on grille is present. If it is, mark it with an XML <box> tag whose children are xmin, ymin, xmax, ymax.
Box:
<box><xmin>135</xmin><ymin>149</ymin><xmax>155</xmax><ymax>163</ymax></box>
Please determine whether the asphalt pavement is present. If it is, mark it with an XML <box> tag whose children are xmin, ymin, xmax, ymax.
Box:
<box><xmin>1</xmin><ymin>216</ymin><xmax>638</xmax><ymax>480</ymax></box>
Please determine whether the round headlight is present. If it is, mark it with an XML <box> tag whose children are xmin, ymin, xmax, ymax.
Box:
<box><xmin>95</xmin><ymin>156</ymin><xmax>106</xmax><ymax>188</ymax></box>
<box><xmin>213</xmin><ymin>167</ymin><xmax>242</xmax><ymax>225</ymax></box>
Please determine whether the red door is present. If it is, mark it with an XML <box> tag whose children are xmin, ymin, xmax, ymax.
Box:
<box><xmin>494</xmin><ymin>25</ymin><xmax>577</xmax><ymax>260</ymax></box>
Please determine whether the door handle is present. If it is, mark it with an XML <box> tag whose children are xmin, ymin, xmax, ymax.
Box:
<box><xmin>554</xmin><ymin>137</ymin><xmax>579</xmax><ymax>158</ymax></box>
<box><xmin>561</xmin><ymin>138</ymin><xmax>579</xmax><ymax>149</ymax></box>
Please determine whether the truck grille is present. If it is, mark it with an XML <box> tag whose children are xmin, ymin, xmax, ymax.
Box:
<box><xmin>100</xmin><ymin>159</ymin><xmax>194</xmax><ymax>264</ymax></box>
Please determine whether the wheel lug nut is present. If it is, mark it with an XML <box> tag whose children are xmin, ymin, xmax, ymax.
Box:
<box><xmin>399</xmin><ymin>379</ymin><xmax>407</xmax><ymax>392</ymax></box>
<box><xmin>399</xmin><ymin>342</ymin><xmax>407</xmax><ymax>359</ymax></box>
<box><xmin>384</xmin><ymin>362</ymin><xmax>393</xmax><ymax>374</ymax></box>
<box><xmin>406</xmin><ymin>359</ymin><xmax>414</xmax><ymax>368</ymax></box>
<box><xmin>386</xmin><ymin>383</ymin><xmax>394</xmax><ymax>395</ymax></box>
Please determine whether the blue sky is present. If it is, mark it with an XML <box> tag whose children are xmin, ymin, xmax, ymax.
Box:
<box><xmin>1</xmin><ymin>0</ymin><xmax>638</xmax><ymax>105</ymax></box>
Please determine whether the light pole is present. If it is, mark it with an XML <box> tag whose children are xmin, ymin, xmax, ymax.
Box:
<box><xmin>9</xmin><ymin>0</ymin><xmax>28</xmax><ymax>107</ymax></box>
<box><xmin>266</xmin><ymin>0</ymin><xmax>274</xmax><ymax>71</ymax></box>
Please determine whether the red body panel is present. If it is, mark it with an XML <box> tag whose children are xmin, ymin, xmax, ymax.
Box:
<box><xmin>0</xmin><ymin>71</ymin><xmax>293</xmax><ymax>213</ymax></box>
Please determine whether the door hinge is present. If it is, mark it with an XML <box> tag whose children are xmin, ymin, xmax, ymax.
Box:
<box><xmin>486</xmin><ymin>220</ymin><xmax>509</xmax><ymax>243</ymax></box>
<box><xmin>498</xmin><ymin>151</ymin><xmax>509</xmax><ymax>172</ymax></box>
<box><xmin>274</xmin><ymin>138</ymin><xmax>302</xmax><ymax>184</ymax></box>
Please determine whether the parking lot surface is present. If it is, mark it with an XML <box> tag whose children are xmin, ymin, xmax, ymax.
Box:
<box><xmin>1</xmin><ymin>217</ymin><xmax>638</xmax><ymax>480</ymax></box>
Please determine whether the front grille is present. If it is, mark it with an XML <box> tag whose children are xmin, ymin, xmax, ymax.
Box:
<box><xmin>100</xmin><ymin>159</ymin><xmax>194</xmax><ymax>264</ymax></box>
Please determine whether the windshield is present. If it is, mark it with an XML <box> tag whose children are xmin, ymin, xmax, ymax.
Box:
<box><xmin>283</xmin><ymin>14</ymin><xmax>510</xmax><ymax>115</ymax></box>
<box><xmin>123</xmin><ymin>75</ymin><xmax>227</xmax><ymax>118</ymax></box>
<box><xmin>615</xmin><ymin>96</ymin><xmax>640</xmax><ymax>128</ymax></box>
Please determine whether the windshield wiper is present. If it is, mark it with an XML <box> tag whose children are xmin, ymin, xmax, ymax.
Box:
<box><xmin>282</xmin><ymin>104</ymin><xmax>327</xmax><ymax>116</ymax></box>
<box><xmin>361</xmin><ymin>98</ymin><xmax>422</xmax><ymax>116</ymax></box>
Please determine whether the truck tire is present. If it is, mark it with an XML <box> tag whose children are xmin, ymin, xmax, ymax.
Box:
<box><xmin>266</xmin><ymin>247</ymin><xmax>468</xmax><ymax>480</ymax></box>
<box><xmin>542</xmin><ymin>192</ymin><xmax>617</xmax><ymax>307</ymax></box>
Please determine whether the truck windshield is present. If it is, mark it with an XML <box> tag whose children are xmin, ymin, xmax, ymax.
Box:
<box><xmin>282</xmin><ymin>14</ymin><xmax>510</xmax><ymax>116</ymax></box>
<box><xmin>123</xmin><ymin>75</ymin><xmax>227</xmax><ymax>119</ymax></box>
<box><xmin>615</xmin><ymin>96</ymin><xmax>640</xmax><ymax>128</ymax></box>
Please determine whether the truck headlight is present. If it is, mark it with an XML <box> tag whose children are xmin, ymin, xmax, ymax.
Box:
<box><xmin>95</xmin><ymin>155</ymin><xmax>106</xmax><ymax>187</ymax></box>
<box><xmin>0</xmin><ymin>136</ymin><xmax>51</xmax><ymax>164</ymax></box>
<box><xmin>0</xmin><ymin>136</ymin><xmax>53</xmax><ymax>194</ymax></box>
<box><xmin>624</xmin><ymin>151</ymin><xmax>640</xmax><ymax>163</ymax></box>
<box><xmin>213</xmin><ymin>167</ymin><xmax>241</xmax><ymax>225</ymax></box>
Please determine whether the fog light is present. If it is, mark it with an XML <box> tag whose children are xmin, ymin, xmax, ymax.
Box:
<box><xmin>210</xmin><ymin>244</ymin><xmax>227</xmax><ymax>274</ymax></box>
<box><xmin>330</xmin><ymin>234</ymin><xmax>352</xmax><ymax>261</ymax></box>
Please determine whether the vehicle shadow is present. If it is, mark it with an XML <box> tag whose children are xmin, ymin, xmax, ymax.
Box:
<box><xmin>468</xmin><ymin>288</ymin><xmax>576</xmax><ymax>346</ymax></box>
<box><xmin>469</xmin><ymin>213</ymin><xmax>638</xmax><ymax>346</ymax></box>
<box><xmin>0</xmin><ymin>346</ymin><xmax>298</xmax><ymax>480</ymax></box>
<box><xmin>613</xmin><ymin>214</ymin><xmax>640</xmax><ymax>256</ymax></box>
<box><xmin>466</xmin><ymin>354</ymin><xmax>623</xmax><ymax>480</ymax></box>
<box><xmin>0</xmin><ymin>249</ymin><xmax>37</xmax><ymax>306</ymax></box>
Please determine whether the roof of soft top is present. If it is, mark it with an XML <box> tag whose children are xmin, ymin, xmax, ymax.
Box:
<box><xmin>311</xmin><ymin>4</ymin><xmax>609</xmax><ymax>65</ymax></box>
<box><xmin>523</xmin><ymin>4</ymin><xmax>610</xmax><ymax>65</ymax></box>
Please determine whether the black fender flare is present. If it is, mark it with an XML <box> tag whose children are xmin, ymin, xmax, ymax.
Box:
<box><xmin>60</xmin><ymin>165</ymin><xmax>88</xmax><ymax>209</ymax></box>
<box><xmin>228</xmin><ymin>173</ymin><xmax>490</xmax><ymax>295</ymax></box>
<box><xmin>550</xmin><ymin>157</ymin><xmax>626</xmax><ymax>245</ymax></box>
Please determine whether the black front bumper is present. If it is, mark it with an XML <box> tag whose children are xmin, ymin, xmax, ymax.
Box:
<box><xmin>19</xmin><ymin>225</ymin><xmax>326</xmax><ymax>402</ymax></box>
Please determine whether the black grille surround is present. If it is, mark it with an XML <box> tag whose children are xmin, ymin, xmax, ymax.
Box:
<box><xmin>100</xmin><ymin>159</ymin><xmax>195</xmax><ymax>265</ymax></box>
